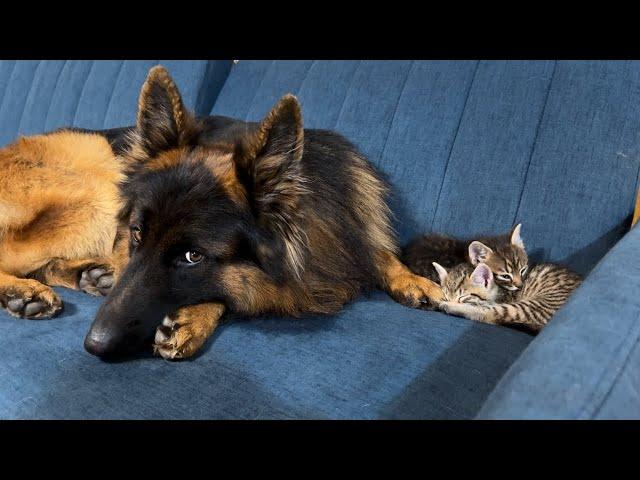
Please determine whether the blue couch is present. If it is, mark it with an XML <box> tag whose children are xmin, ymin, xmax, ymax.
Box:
<box><xmin>1</xmin><ymin>60</ymin><xmax>638</xmax><ymax>419</ymax></box>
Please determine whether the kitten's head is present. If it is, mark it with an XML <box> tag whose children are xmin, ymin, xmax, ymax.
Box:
<box><xmin>432</xmin><ymin>262</ymin><xmax>500</xmax><ymax>304</ymax></box>
<box><xmin>468</xmin><ymin>224</ymin><xmax>528</xmax><ymax>291</ymax></box>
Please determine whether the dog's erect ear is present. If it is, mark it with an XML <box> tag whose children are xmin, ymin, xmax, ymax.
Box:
<box><xmin>241</xmin><ymin>94</ymin><xmax>308</xmax><ymax>217</ymax></box>
<box><xmin>133</xmin><ymin>65</ymin><xmax>194</xmax><ymax>158</ymax></box>
<box><xmin>243</xmin><ymin>93</ymin><xmax>305</xmax><ymax>178</ymax></box>
<box><xmin>432</xmin><ymin>262</ymin><xmax>448</xmax><ymax>285</ymax></box>
<box><xmin>510</xmin><ymin>223</ymin><xmax>525</xmax><ymax>249</ymax></box>
<box><xmin>470</xmin><ymin>263</ymin><xmax>494</xmax><ymax>289</ymax></box>
<box><xmin>239</xmin><ymin>94</ymin><xmax>309</xmax><ymax>277</ymax></box>
<box><xmin>468</xmin><ymin>241</ymin><xmax>493</xmax><ymax>265</ymax></box>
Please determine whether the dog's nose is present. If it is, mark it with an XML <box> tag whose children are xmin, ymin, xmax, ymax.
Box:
<box><xmin>84</xmin><ymin>328</ymin><xmax>121</xmax><ymax>358</ymax></box>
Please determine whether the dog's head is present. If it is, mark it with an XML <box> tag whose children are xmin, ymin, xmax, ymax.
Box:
<box><xmin>84</xmin><ymin>66</ymin><xmax>308</xmax><ymax>358</ymax></box>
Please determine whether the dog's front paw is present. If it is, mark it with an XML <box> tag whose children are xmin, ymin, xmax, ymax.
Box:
<box><xmin>1</xmin><ymin>280</ymin><xmax>62</xmax><ymax>319</ymax></box>
<box><xmin>390</xmin><ymin>273</ymin><xmax>444</xmax><ymax>310</ymax></box>
<box><xmin>153</xmin><ymin>315</ymin><xmax>203</xmax><ymax>360</ymax></box>
<box><xmin>79</xmin><ymin>265</ymin><xmax>114</xmax><ymax>297</ymax></box>
<box><xmin>153</xmin><ymin>303</ymin><xmax>225</xmax><ymax>360</ymax></box>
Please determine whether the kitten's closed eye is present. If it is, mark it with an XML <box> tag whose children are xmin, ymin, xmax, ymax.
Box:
<box><xmin>459</xmin><ymin>294</ymin><xmax>483</xmax><ymax>305</ymax></box>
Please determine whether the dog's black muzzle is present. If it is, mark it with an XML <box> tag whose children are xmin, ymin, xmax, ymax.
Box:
<box><xmin>84</xmin><ymin>259</ymin><xmax>170</xmax><ymax>359</ymax></box>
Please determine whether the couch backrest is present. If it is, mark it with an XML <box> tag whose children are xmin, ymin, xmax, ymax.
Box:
<box><xmin>0</xmin><ymin>60</ymin><xmax>232</xmax><ymax>147</ymax></box>
<box><xmin>211</xmin><ymin>60</ymin><xmax>640</xmax><ymax>273</ymax></box>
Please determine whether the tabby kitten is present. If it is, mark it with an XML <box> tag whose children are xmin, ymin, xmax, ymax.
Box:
<box><xmin>402</xmin><ymin>224</ymin><xmax>528</xmax><ymax>292</ymax></box>
<box><xmin>433</xmin><ymin>261</ymin><xmax>582</xmax><ymax>333</ymax></box>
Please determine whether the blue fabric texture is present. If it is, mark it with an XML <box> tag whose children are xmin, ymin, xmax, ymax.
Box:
<box><xmin>477</xmin><ymin>224</ymin><xmax>640</xmax><ymax>419</ymax></box>
<box><xmin>214</xmin><ymin>60</ymin><xmax>640</xmax><ymax>275</ymax></box>
<box><xmin>0</xmin><ymin>290</ymin><xmax>530</xmax><ymax>419</ymax></box>
<box><xmin>0</xmin><ymin>60</ymin><xmax>232</xmax><ymax>145</ymax></box>
<box><xmin>1</xmin><ymin>60</ymin><xmax>639</xmax><ymax>418</ymax></box>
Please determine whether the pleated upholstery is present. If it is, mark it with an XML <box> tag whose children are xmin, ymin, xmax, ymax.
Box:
<box><xmin>0</xmin><ymin>60</ymin><xmax>232</xmax><ymax>146</ymax></box>
<box><xmin>212</xmin><ymin>60</ymin><xmax>640</xmax><ymax>274</ymax></box>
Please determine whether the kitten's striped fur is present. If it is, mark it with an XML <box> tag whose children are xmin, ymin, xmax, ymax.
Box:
<box><xmin>402</xmin><ymin>224</ymin><xmax>528</xmax><ymax>292</ymax></box>
<box><xmin>437</xmin><ymin>262</ymin><xmax>581</xmax><ymax>333</ymax></box>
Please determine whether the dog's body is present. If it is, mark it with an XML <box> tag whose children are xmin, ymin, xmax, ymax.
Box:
<box><xmin>1</xmin><ymin>66</ymin><xmax>443</xmax><ymax>359</ymax></box>
<box><xmin>0</xmin><ymin>130</ymin><xmax>129</xmax><ymax>318</ymax></box>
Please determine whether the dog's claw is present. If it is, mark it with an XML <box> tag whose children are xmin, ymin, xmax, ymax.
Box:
<box><xmin>153</xmin><ymin>314</ymin><xmax>207</xmax><ymax>360</ymax></box>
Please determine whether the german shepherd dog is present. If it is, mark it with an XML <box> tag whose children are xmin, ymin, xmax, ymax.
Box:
<box><xmin>0</xmin><ymin>66</ymin><xmax>443</xmax><ymax>359</ymax></box>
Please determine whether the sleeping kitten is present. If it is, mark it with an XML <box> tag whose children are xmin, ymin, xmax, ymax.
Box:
<box><xmin>433</xmin><ymin>261</ymin><xmax>582</xmax><ymax>333</ymax></box>
<box><xmin>402</xmin><ymin>224</ymin><xmax>528</xmax><ymax>292</ymax></box>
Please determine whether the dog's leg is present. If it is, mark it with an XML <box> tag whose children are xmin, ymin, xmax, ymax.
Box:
<box><xmin>153</xmin><ymin>302</ymin><xmax>226</xmax><ymax>360</ymax></box>
<box><xmin>376</xmin><ymin>250</ymin><xmax>444</xmax><ymax>309</ymax></box>
<box><xmin>28</xmin><ymin>257</ymin><xmax>116</xmax><ymax>297</ymax></box>
<box><xmin>29</xmin><ymin>225</ymin><xmax>130</xmax><ymax>296</ymax></box>
<box><xmin>152</xmin><ymin>263</ymin><xmax>298</xmax><ymax>360</ymax></box>
<box><xmin>0</xmin><ymin>270</ymin><xmax>63</xmax><ymax>319</ymax></box>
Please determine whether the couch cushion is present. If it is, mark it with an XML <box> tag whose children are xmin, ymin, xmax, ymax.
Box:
<box><xmin>477</xmin><ymin>225</ymin><xmax>640</xmax><ymax>419</ymax></box>
<box><xmin>212</xmin><ymin>61</ymin><xmax>640</xmax><ymax>274</ymax></box>
<box><xmin>0</xmin><ymin>60</ymin><xmax>232</xmax><ymax>146</ymax></box>
<box><xmin>0</xmin><ymin>291</ymin><xmax>531</xmax><ymax>419</ymax></box>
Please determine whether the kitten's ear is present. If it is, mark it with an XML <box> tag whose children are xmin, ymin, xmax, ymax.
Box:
<box><xmin>132</xmin><ymin>65</ymin><xmax>195</xmax><ymax>159</ymax></box>
<box><xmin>470</xmin><ymin>263</ymin><xmax>494</xmax><ymax>289</ymax></box>
<box><xmin>432</xmin><ymin>262</ymin><xmax>448</xmax><ymax>285</ymax></box>
<box><xmin>510</xmin><ymin>223</ymin><xmax>525</xmax><ymax>249</ymax></box>
<box><xmin>468</xmin><ymin>241</ymin><xmax>493</xmax><ymax>265</ymax></box>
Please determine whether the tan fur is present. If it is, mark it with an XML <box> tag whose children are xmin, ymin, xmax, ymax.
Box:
<box><xmin>633</xmin><ymin>188</ymin><xmax>640</xmax><ymax>228</ymax></box>
<box><xmin>242</xmin><ymin>95</ymin><xmax>310</xmax><ymax>278</ymax></box>
<box><xmin>0</xmin><ymin>130</ymin><xmax>125</xmax><ymax>316</ymax></box>
<box><xmin>147</xmin><ymin>146</ymin><xmax>249</xmax><ymax>207</ymax></box>
<box><xmin>220</xmin><ymin>263</ymin><xmax>305</xmax><ymax>315</ymax></box>
<box><xmin>153</xmin><ymin>302</ymin><xmax>226</xmax><ymax>360</ymax></box>
<box><xmin>145</xmin><ymin>147</ymin><xmax>186</xmax><ymax>171</ymax></box>
<box><xmin>29</xmin><ymin>257</ymin><xmax>113</xmax><ymax>290</ymax></box>
<box><xmin>138</xmin><ymin>65</ymin><xmax>194</xmax><ymax>145</ymax></box>
<box><xmin>347</xmin><ymin>158</ymin><xmax>397</xmax><ymax>256</ymax></box>
<box><xmin>201</xmin><ymin>148</ymin><xmax>249</xmax><ymax>206</ymax></box>
<box><xmin>244</xmin><ymin>94</ymin><xmax>304</xmax><ymax>163</ymax></box>
<box><xmin>0</xmin><ymin>270</ymin><xmax>62</xmax><ymax>318</ymax></box>
<box><xmin>376</xmin><ymin>250</ymin><xmax>444</xmax><ymax>307</ymax></box>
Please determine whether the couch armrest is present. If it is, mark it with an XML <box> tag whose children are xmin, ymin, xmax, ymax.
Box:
<box><xmin>477</xmin><ymin>224</ymin><xmax>640</xmax><ymax>419</ymax></box>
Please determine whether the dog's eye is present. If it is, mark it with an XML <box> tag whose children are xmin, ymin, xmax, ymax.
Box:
<box><xmin>130</xmin><ymin>225</ymin><xmax>142</xmax><ymax>244</ymax></box>
<box><xmin>184</xmin><ymin>251</ymin><xmax>204</xmax><ymax>264</ymax></box>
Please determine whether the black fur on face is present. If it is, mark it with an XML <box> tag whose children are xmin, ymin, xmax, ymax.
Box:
<box><xmin>123</xmin><ymin>162</ymin><xmax>252</xmax><ymax>305</ymax></box>
<box><xmin>85</xmin><ymin>159</ymin><xmax>257</xmax><ymax>357</ymax></box>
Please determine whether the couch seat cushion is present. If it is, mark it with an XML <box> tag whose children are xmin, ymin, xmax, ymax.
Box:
<box><xmin>0</xmin><ymin>290</ymin><xmax>532</xmax><ymax>419</ymax></box>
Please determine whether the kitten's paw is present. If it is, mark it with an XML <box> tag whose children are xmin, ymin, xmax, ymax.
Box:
<box><xmin>0</xmin><ymin>281</ymin><xmax>62</xmax><ymax>319</ymax></box>
<box><xmin>79</xmin><ymin>265</ymin><xmax>114</xmax><ymax>297</ymax></box>
<box><xmin>439</xmin><ymin>301</ymin><xmax>455</xmax><ymax>314</ymax></box>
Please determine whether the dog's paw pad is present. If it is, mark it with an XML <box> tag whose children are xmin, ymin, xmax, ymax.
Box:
<box><xmin>1</xmin><ymin>286</ymin><xmax>62</xmax><ymax>319</ymax></box>
<box><xmin>79</xmin><ymin>266</ymin><xmax>114</xmax><ymax>296</ymax></box>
